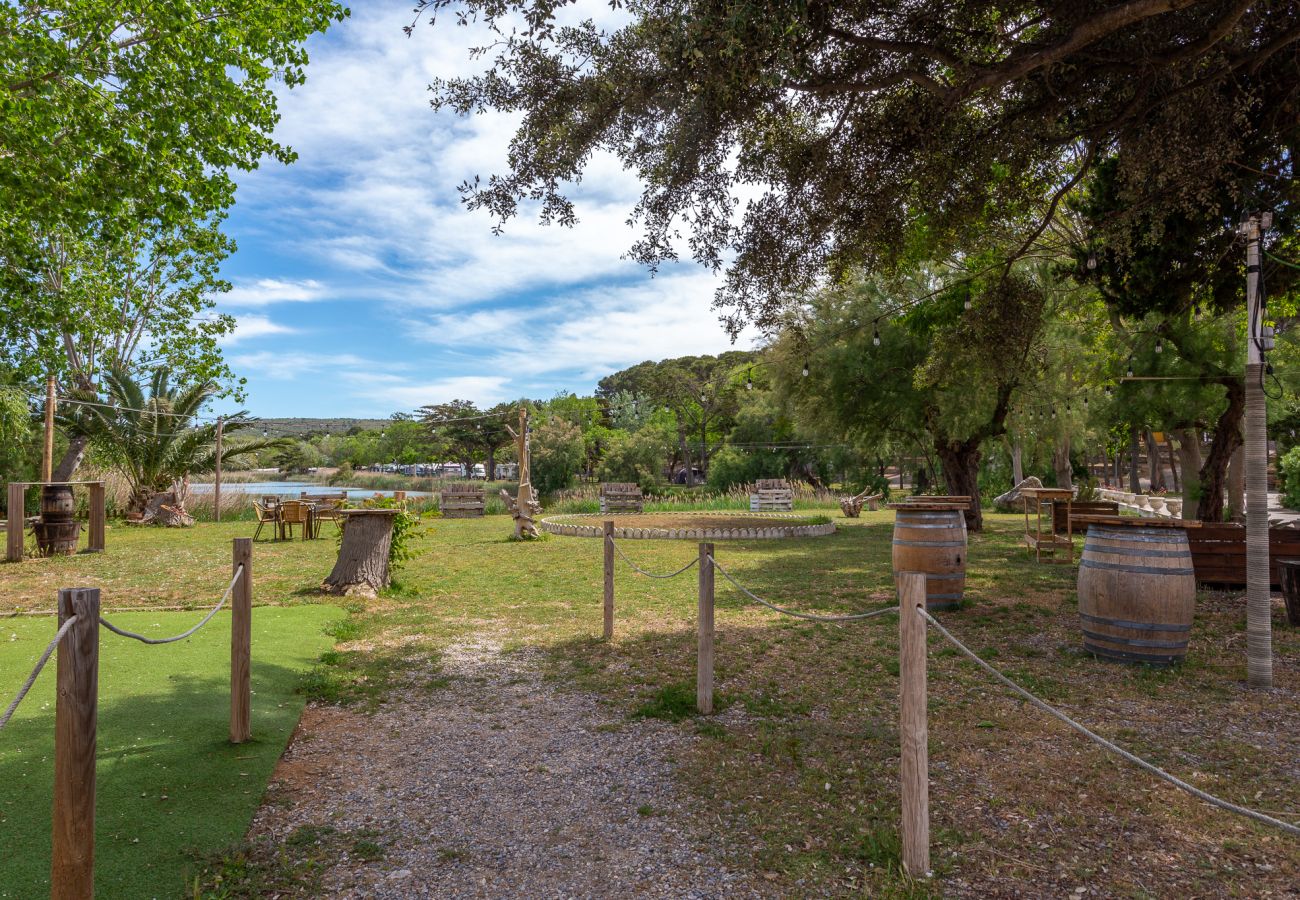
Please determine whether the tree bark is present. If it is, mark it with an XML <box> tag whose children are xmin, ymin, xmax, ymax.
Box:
<box><xmin>1165</xmin><ymin>436</ymin><xmax>1180</xmax><ymax>492</ymax></box>
<box><xmin>676</xmin><ymin>419</ymin><xmax>693</xmax><ymax>486</ymax></box>
<box><xmin>51</xmin><ymin>435</ymin><xmax>88</xmax><ymax>482</ymax></box>
<box><xmin>1052</xmin><ymin>434</ymin><xmax>1072</xmax><ymax>490</ymax></box>
<box><xmin>486</xmin><ymin>448</ymin><xmax>496</xmax><ymax>481</ymax></box>
<box><xmin>1128</xmin><ymin>427</ymin><xmax>1141</xmax><ymax>493</ymax></box>
<box><xmin>1227</xmin><ymin>445</ymin><xmax>1245</xmax><ymax>522</ymax></box>
<box><xmin>934</xmin><ymin>436</ymin><xmax>983</xmax><ymax>532</ymax></box>
<box><xmin>1175</xmin><ymin>429</ymin><xmax>1202</xmax><ymax>506</ymax></box>
<box><xmin>1196</xmin><ymin>379</ymin><xmax>1245</xmax><ymax>523</ymax></box>
<box><xmin>1009</xmin><ymin>438</ymin><xmax>1024</xmax><ymax>485</ymax></box>
<box><xmin>1145</xmin><ymin>430</ymin><xmax>1165</xmax><ymax>492</ymax></box>
<box><xmin>323</xmin><ymin>511</ymin><xmax>396</xmax><ymax>597</ymax></box>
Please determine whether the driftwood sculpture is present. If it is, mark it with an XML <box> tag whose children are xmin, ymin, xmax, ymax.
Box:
<box><xmin>503</xmin><ymin>407</ymin><xmax>542</xmax><ymax>539</ymax></box>
<box><xmin>838</xmin><ymin>488</ymin><xmax>884</xmax><ymax>518</ymax></box>
<box><xmin>323</xmin><ymin>509</ymin><xmax>398</xmax><ymax>597</ymax></box>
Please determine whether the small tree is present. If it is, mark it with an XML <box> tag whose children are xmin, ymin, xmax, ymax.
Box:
<box><xmin>531</xmin><ymin>418</ymin><xmax>585</xmax><ymax>495</ymax></box>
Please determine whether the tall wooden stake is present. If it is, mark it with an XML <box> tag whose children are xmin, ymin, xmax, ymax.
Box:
<box><xmin>51</xmin><ymin>586</ymin><xmax>100</xmax><ymax>900</ymax></box>
<box><xmin>6</xmin><ymin>482</ymin><xmax>24</xmax><ymax>562</ymax></box>
<box><xmin>214</xmin><ymin>417</ymin><xmax>224</xmax><ymax>524</ymax></box>
<box><xmin>42</xmin><ymin>375</ymin><xmax>56</xmax><ymax>484</ymax></box>
<box><xmin>697</xmin><ymin>542</ymin><xmax>715</xmax><ymax>714</ymax></box>
<box><xmin>603</xmin><ymin>520</ymin><xmax>615</xmax><ymax>640</ymax></box>
<box><xmin>1242</xmin><ymin>213</ymin><xmax>1273</xmax><ymax>687</ymax></box>
<box><xmin>230</xmin><ymin>538</ymin><xmax>252</xmax><ymax>743</ymax></box>
<box><xmin>898</xmin><ymin>571</ymin><xmax>930</xmax><ymax>877</ymax></box>
<box><xmin>86</xmin><ymin>482</ymin><xmax>105</xmax><ymax>553</ymax></box>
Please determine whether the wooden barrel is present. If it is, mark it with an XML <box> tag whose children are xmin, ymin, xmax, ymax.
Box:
<box><xmin>892</xmin><ymin>507</ymin><xmax>967</xmax><ymax>610</ymax></box>
<box><xmin>37</xmin><ymin>484</ymin><xmax>79</xmax><ymax>556</ymax></box>
<box><xmin>1077</xmin><ymin>524</ymin><xmax>1196</xmax><ymax>666</ymax></box>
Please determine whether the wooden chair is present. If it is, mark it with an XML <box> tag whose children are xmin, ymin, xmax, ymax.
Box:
<box><xmin>599</xmin><ymin>482</ymin><xmax>644</xmax><ymax>514</ymax></box>
<box><xmin>750</xmin><ymin>479</ymin><xmax>794</xmax><ymax>512</ymax></box>
<box><xmin>253</xmin><ymin>501</ymin><xmax>279</xmax><ymax>541</ymax></box>
<box><xmin>278</xmin><ymin>500</ymin><xmax>313</xmax><ymax>540</ymax></box>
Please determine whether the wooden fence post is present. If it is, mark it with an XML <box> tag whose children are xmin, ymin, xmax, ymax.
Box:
<box><xmin>7</xmin><ymin>482</ymin><xmax>24</xmax><ymax>562</ymax></box>
<box><xmin>86</xmin><ymin>483</ymin><xmax>105</xmax><ymax>553</ymax></box>
<box><xmin>603</xmin><ymin>520</ymin><xmax>615</xmax><ymax>640</ymax></box>
<box><xmin>51</xmin><ymin>586</ymin><xmax>100</xmax><ymax>900</ymax></box>
<box><xmin>898</xmin><ymin>571</ymin><xmax>930</xmax><ymax>877</ymax></box>
<box><xmin>697</xmin><ymin>542</ymin><xmax>715</xmax><ymax>715</ymax></box>
<box><xmin>230</xmin><ymin>538</ymin><xmax>252</xmax><ymax>744</ymax></box>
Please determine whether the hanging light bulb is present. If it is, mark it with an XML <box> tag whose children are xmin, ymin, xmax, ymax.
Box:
<box><xmin>872</xmin><ymin>324</ymin><xmax>881</xmax><ymax>347</ymax></box>
<box><xmin>745</xmin><ymin>368</ymin><xmax>753</xmax><ymax>391</ymax></box>
<box><xmin>1155</xmin><ymin>339</ymin><xmax>1163</xmax><ymax>354</ymax></box>
<box><xmin>1051</xmin><ymin>409</ymin><xmax>1057</xmax><ymax>419</ymax></box>
<box><xmin>1083</xmin><ymin>395</ymin><xmax>1089</xmax><ymax>407</ymax></box>
<box><xmin>1104</xmin><ymin>384</ymin><xmax>1113</xmax><ymax>397</ymax></box>
<box><xmin>1086</xmin><ymin>251</ymin><xmax>1098</xmax><ymax>270</ymax></box>
<box><xmin>1126</xmin><ymin>358</ymin><xmax>1134</xmax><ymax>378</ymax></box>
<box><xmin>963</xmin><ymin>287</ymin><xmax>972</xmax><ymax>311</ymax></box>
<box><xmin>801</xmin><ymin>362</ymin><xmax>809</xmax><ymax>378</ymax></box>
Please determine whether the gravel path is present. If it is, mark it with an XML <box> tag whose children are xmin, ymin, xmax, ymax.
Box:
<box><xmin>248</xmin><ymin>635</ymin><xmax>773</xmax><ymax>898</ymax></box>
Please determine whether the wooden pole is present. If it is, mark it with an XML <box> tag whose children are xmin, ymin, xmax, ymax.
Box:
<box><xmin>230</xmin><ymin>538</ymin><xmax>252</xmax><ymax>743</ymax></box>
<box><xmin>898</xmin><ymin>571</ymin><xmax>930</xmax><ymax>877</ymax></box>
<box><xmin>42</xmin><ymin>375</ymin><xmax>56</xmax><ymax>484</ymax></box>
<box><xmin>86</xmin><ymin>483</ymin><xmax>105</xmax><ymax>553</ymax></box>
<box><xmin>214</xmin><ymin>417</ymin><xmax>224</xmax><ymax>524</ymax></box>
<box><xmin>697</xmin><ymin>542</ymin><xmax>714</xmax><ymax>715</ymax></box>
<box><xmin>51</xmin><ymin>586</ymin><xmax>100</xmax><ymax>900</ymax></box>
<box><xmin>603</xmin><ymin>520</ymin><xmax>615</xmax><ymax>640</ymax></box>
<box><xmin>6</xmin><ymin>482</ymin><xmax>24</xmax><ymax>562</ymax></box>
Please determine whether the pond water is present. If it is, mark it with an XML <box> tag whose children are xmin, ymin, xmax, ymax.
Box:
<box><xmin>189</xmin><ymin>481</ymin><xmax>434</xmax><ymax>499</ymax></box>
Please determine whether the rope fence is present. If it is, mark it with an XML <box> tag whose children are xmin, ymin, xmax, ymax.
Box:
<box><xmin>99</xmin><ymin>565</ymin><xmax>243</xmax><ymax>645</ymax></box>
<box><xmin>0</xmin><ymin>614</ymin><xmax>78</xmax><ymax>732</ymax></box>
<box><xmin>918</xmin><ymin>606</ymin><xmax>1300</xmax><ymax>838</ymax></box>
<box><xmin>708</xmin><ymin>554</ymin><xmax>899</xmax><ymax>623</ymax></box>
<box><xmin>609</xmin><ymin>537</ymin><xmax>700</xmax><ymax>579</ymax></box>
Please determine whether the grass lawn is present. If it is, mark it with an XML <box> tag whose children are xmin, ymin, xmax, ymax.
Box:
<box><xmin>0</xmin><ymin>604</ymin><xmax>341</xmax><ymax>898</ymax></box>
<box><xmin>1</xmin><ymin>511</ymin><xmax>1298</xmax><ymax>896</ymax></box>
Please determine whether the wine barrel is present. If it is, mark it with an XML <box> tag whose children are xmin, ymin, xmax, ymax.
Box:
<box><xmin>892</xmin><ymin>507</ymin><xmax>967</xmax><ymax>610</ymax></box>
<box><xmin>37</xmin><ymin>484</ymin><xmax>79</xmax><ymax>556</ymax></box>
<box><xmin>1077</xmin><ymin>524</ymin><xmax>1195</xmax><ymax>666</ymax></box>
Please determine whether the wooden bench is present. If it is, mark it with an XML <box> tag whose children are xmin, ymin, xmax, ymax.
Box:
<box><xmin>1187</xmin><ymin>523</ymin><xmax>1300</xmax><ymax>588</ymax></box>
<box><xmin>750</xmin><ymin>479</ymin><xmax>794</xmax><ymax>512</ymax></box>
<box><xmin>441</xmin><ymin>485</ymin><xmax>485</xmax><ymax>518</ymax></box>
<box><xmin>1054</xmin><ymin>500</ymin><xmax>1118</xmax><ymax>534</ymax></box>
<box><xmin>599</xmin><ymin>482</ymin><xmax>644</xmax><ymax>514</ymax></box>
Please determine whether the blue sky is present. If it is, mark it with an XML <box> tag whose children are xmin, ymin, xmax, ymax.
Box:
<box><xmin>210</xmin><ymin>2</ymin><xmax>757</xmax><ymax>419</ymax></box>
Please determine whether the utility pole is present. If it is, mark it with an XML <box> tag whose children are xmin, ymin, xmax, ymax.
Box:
<box><xmin>214</xmin><ymin>417</ymin><xmax>224</xmax><ymax>523</ymax></box>
<box><xmin>42</xmin><ymin>375</ymin><xmax>56</xmax><ymax>483</ymax></box>
<box><xmin>1241</xmin><ymin>211</ymin><xmax>1273</xmax><ymax>688</ymax></box>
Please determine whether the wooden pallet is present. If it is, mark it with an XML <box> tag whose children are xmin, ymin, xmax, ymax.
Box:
<box><xmin>750</xmin><ymin>480</ymin><xmax>794</xmax><ymax>512</ymax></box>
<box><xmin>441</xmin><ymin>486</ymin><xmax>485</xmax><ymax>518</ymax></box>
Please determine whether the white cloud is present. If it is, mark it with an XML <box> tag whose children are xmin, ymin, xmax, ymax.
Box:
<box><xmin>221</xmin><ymin>315</ymin><xmax>297</xmax><ymax>346</ymax></box>
<box><xmin>337</xmin><ymin>372</ymin><xmax>514</xmax><ymax>409</ymax></box>
<box><xmin>220</xmin><ymin>278</ymin><xmax>327</xmax><ymax>307</ymax></box>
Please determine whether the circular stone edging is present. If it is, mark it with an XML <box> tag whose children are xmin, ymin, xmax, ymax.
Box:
<box><xmin>539</xmin><ymin>512</ymin><xmax>837</xmax><ymax>540</ymax></box>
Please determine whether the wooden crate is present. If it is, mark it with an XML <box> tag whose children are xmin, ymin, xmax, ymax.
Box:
<box><xmin>750</xmin><ymin>480</ymin><xmax>794</xmax><ymax>512</ymax></box>
<box><xmin>599</xmin><ymin>482</ymin><xmax>643</xmax><ymax>514</ymax></box>
<box><xmin>1054</xmin><ymin>500</ymin><xmax>1119</xmax><ymax>534</ymax></box>
<box><xmin>440</xmin><ymin>486</ymin><xmax>485</xmax><ymax>518</ymax></box>
<box><xmin>1186</xmin><ymin>523</ymin><xmax>1300</xmax><ymax>588</ymax></box>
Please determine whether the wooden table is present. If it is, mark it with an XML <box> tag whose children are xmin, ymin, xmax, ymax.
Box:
<box><xmin>1021</xmin><ymin>488</ymin><xmax>1074</xmax><ymax>564</ymax></box>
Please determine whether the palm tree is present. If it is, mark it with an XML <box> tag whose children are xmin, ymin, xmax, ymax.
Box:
<box><xmin>61</xmin><ymin>366</ymin><xmax>282</xmax><ymax>519</ymax></box>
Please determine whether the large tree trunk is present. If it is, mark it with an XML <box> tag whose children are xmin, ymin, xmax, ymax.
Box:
<box><xmin>1227</xmin><ymin>446</ymin><xmax>1246</xmax><ymax>522</ymax></box>
<box><xmin>1010</xmin><ymin>440</ymin><xmax>1024</xmax><ymax>485</ymax></box>
<box><xmin>1175</xmin><ymin>429</ymin><xmax>1202</xmax><ymax>506</ymax></box>
<box><xmin>1165</xmin><ymin>436</ymin><xmax>1180</xmax><ymax>491</ymax></box>
<box><xmin>486</xmin><ymin>448</ymin><xmax>496</xmax><ymax>481</ymax></box>
<box><xmin>323</xmin><ymin>510</ymin><xmax>397</xmax><ymax>597</ymax></box>
<box><xmin>934</xmin><ymin>436</ymin><xmax>983</xmax><ymax>532</ymax></box>
<box><xmin>1052</xmin><ymin>434</ymin><xmax>1073</xmax><ymax>490</ymax></box>
<box><xmin>1196</xmin><ymin>379</ymin><xmax>1245</xmax><ymax>523</ymax></box>
<box><xmin>52</xmin><ymin>435</ymin><xmax>89</xmax><ymax>482</ymax></box>
<box><xmin>1145</xmin><ymin>430</ymin><xmax>1166</xmax><ymax>492</ymax></box>
<box><xmin>1127</xmin><ymin>427</ymin><xmax>1141</xmax><ymax>492</ymax></box>
<box><xmin>677</xmin><ymin>421</ymin><xmax>693</xmax><ymax>486</ymax></box>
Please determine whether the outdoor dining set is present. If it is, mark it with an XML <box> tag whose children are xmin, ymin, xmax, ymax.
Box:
<box><xmin>252</xmin><ymin>493</ymin><xmax>346</xmax><ymax>541</ymax></box>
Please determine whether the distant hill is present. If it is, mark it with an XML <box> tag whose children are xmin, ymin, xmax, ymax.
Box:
<box><xmin>253</xmin><ymin>418</ymin><xmax>390</xmax><ymax>438</ymax></box>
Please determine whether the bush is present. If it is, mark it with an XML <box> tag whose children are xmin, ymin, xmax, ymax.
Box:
<box><xmin>531</xmin><ymin>418</ymin><xmax>586</xmax><ymax>495</ymax></box>
<box><xmin>597</xmin><ymin>429</ymin><xmax>668</xmax><ymax>490</ymax></box>
<box><xmin>1281</xmin><ymin>447</ymin><xmax>1300</xmax><ymax>510</ymax></box>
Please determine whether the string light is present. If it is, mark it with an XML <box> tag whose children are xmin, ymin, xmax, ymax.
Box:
<box><xmin>801</xmin><ymin>362</ymin><xmax>809</xmax><ymax>378</ymax></box>
<box><xmin>1155</xmin><ymin>339</ymin><xmax>1163</xmax><ymax>354</ymax></box>
<box><xmin>872</xmin><ymin>324</ymin><xmax>881</xmax><ymax>347</ymax></box>
<box><xmin>745</xmin><ymin>368</ymin><xmax>753</xmax><ymax>391</ymax></box>
<box><xmin>1126</xmin><ymin>358</ymin><xmax>1134</xmax><ymax>378</ymax></box>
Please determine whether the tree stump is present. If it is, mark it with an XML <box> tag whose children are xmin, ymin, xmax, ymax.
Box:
<box><xmin>323</xmin><ymin>510</ymin><xmax>398</xmax><ymax>597</ymax></box>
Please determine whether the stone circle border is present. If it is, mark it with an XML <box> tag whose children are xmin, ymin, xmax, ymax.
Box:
<box><xmin>540</xmin><ymin>511</ymin><xmax>837</xmax><ymax>540</ymax></box>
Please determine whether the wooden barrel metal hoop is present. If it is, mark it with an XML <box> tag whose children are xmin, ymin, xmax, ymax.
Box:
<box><xmin>1077</xmin><ymin>524</ymin><xmax>1196</xmax><ymax>666</ymax></box>
<box><xmin>892</xmin><ymin>507</ymin><xmax>967</xmax><ymax>610</ymax></box>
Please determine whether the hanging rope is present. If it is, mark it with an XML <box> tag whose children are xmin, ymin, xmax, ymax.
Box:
<box><xmin>919</xmin><ymin>607</ymin><xmax>1300</xmax><ymax>838</ymax></box>
<box><xmin>609</xmin><ymin>538</ymin><xmax>699</xmax><ymax>579</ymax></box>
<box><xmin>0</xmin><ymin>615</ymin><xmax>78</xmax><ymax>732</ymax></box>
<box><xmin>708</xmin><ymin>555</ymin><xmax>900</xmax><ymax>623</ymax></box>
<box><xmin>99</xmin><ymin>566</ymin><xmax>242</xmax><ymax>645</ymax></box>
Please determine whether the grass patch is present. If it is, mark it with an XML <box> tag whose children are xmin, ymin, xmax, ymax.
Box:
<box><xmin>0</xmin><ymin>605</ymin><xmax>339</xmax><ymax>899</ymax></box>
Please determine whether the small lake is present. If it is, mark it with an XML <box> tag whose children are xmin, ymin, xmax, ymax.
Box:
<box><xmin>189</xmin><ymin>481</ymin><xmax>434</xmax><ymax>499</ymax></box>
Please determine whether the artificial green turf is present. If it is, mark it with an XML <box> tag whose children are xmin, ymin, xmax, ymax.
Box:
<box><xmin>0</xmin><ymin>604</ymin><xmax>341</xmax><ymax>899</ymax></box>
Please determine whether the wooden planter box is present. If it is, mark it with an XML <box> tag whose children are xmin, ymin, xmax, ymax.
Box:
<box><xmin>1186</xmin><ymin>523</ymin><xmax>1300</xmax><ymax>588</ymax></box>
<box><xmin>1054</xmin><ymin>500</ymin><xmax>1119</xmax><ymax>534</ymax></box>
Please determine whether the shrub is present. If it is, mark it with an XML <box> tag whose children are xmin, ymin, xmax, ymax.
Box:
<box><xmin>1281</xmin><ymin>447</ymin><xmax>1300</xmax><ymax>510</ymax></box>
<box><xmin>596</xmin><ymin>429</ymin><xmax>668</xmax><ymax>490</ymax></box>
<box><xmin>531</xmin><ymin>418</ymin><xmax>586</xmax><ymax>494</ymax></box>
